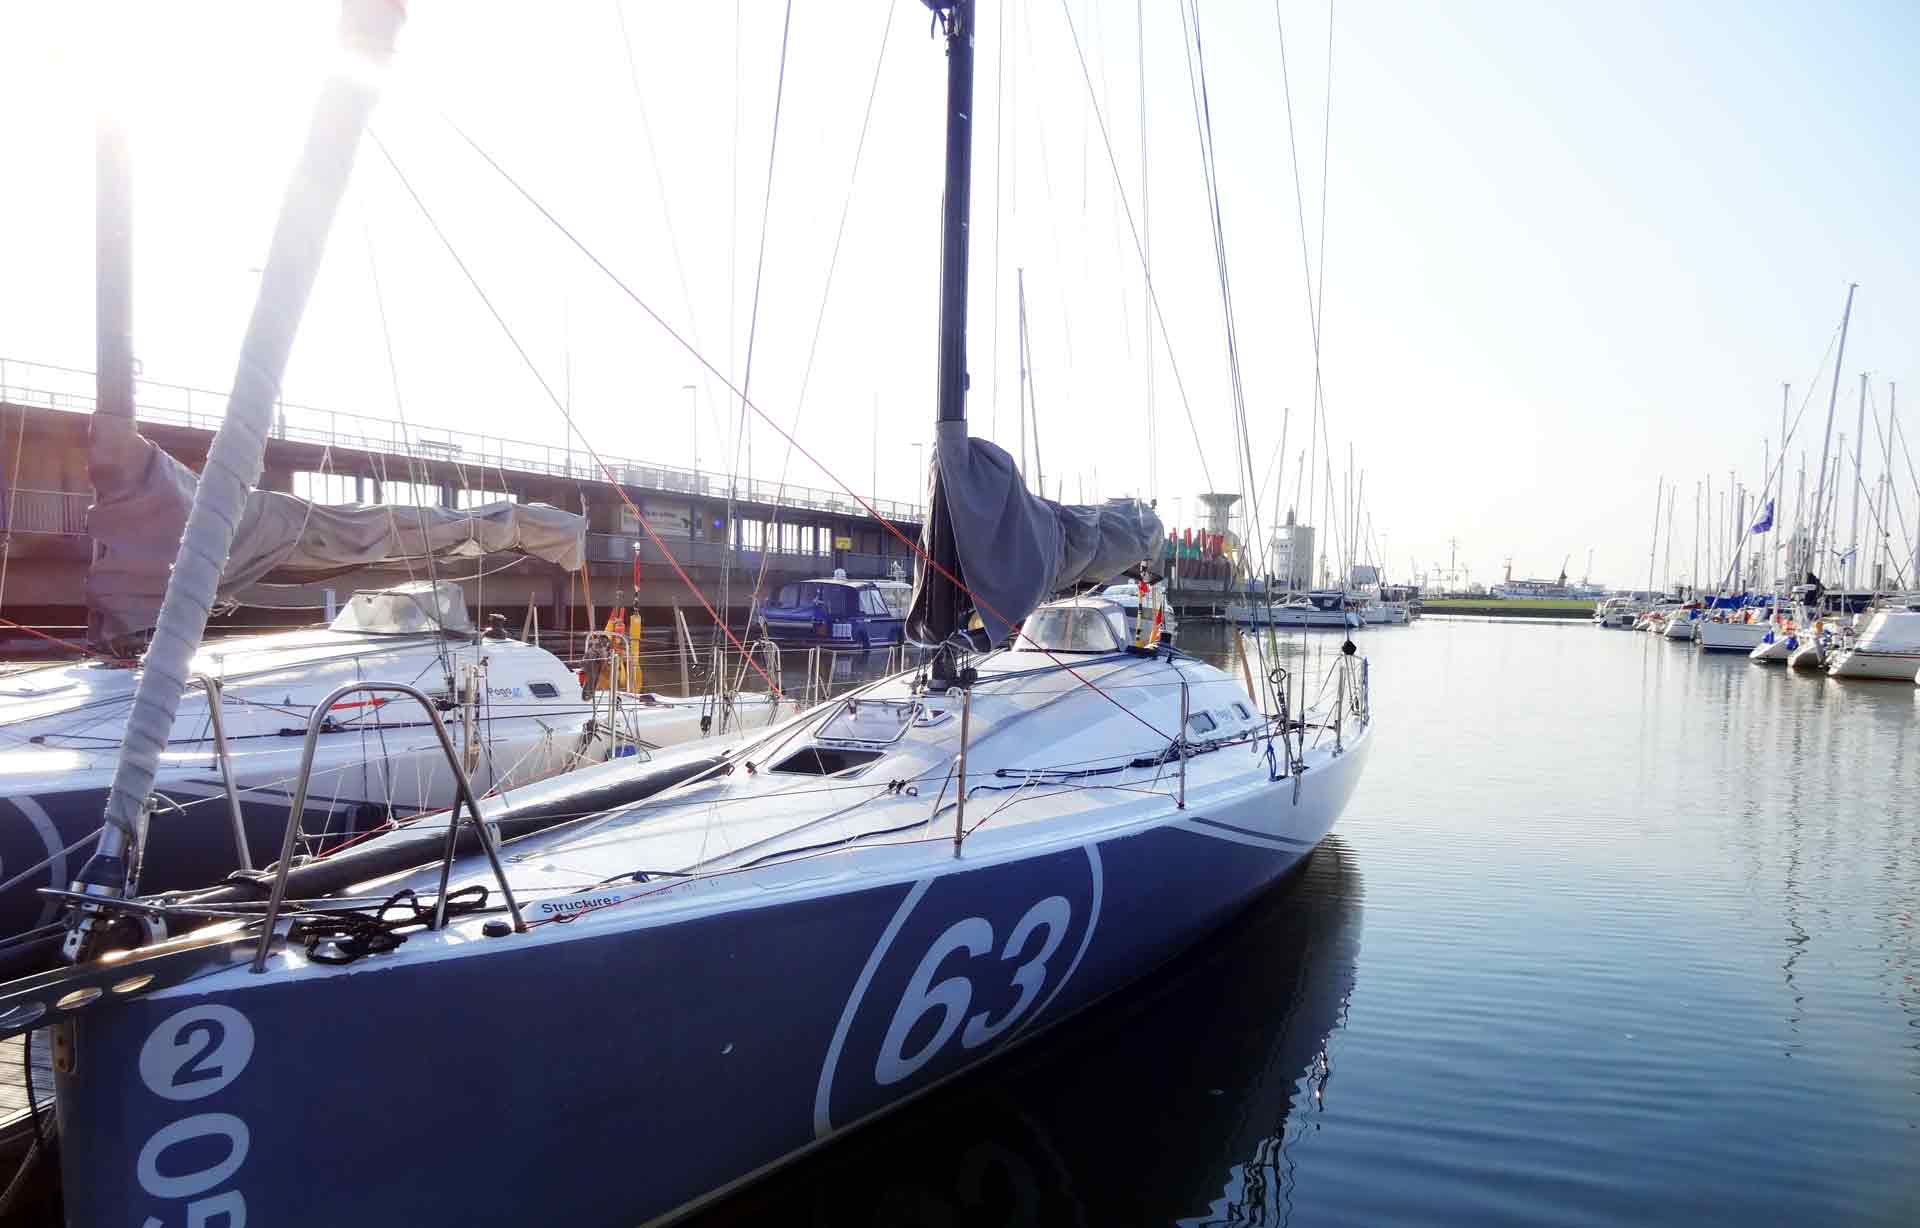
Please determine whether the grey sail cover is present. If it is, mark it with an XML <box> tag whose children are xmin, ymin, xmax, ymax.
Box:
<box><xmin>907</xmin><ymin>419</ymin><xmax>1162</xmax><ymax>645</ymax></box>
<box><xmin>86</xmin><ymin>433</ymin><xmax>584</xmax><ymax>650</ymax></box>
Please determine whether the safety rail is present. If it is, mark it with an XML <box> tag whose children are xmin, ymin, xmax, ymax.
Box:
<box><xmin>0</xmin><ymin>357</ymin><xmax>925</xmax><ymax>524</ymax></box>
<box><xmin>191</xmin><ymin>674</ymin><xmax>255</xmax><ymax>873</ymax></box>
<box><xmin>250</xmin><ymin>681</ymin><xmax>527</xmax><ymax>973</ymax></box>
<box><xmin>0</xmin><ymin>488</ymin><xmax>90</xmax><ymax>536</ymax></box>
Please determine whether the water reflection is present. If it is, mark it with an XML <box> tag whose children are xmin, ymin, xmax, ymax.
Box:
<box><xmin>685</xmin><ymin>841</ymin><xmax>1363</xmax><ymax>1228</ymax></box>
<box><xmin>685</xmin><ymin>620</ymin><xmax>1919</xmax><ymax>1225</ymax></box>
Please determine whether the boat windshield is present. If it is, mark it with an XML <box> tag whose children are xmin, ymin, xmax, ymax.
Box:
<box><xmin>871</xmin><ymin>582</ymin><xmax>911</xmax><ymax>618</ymax></box>
<box><xmin>329</xmin><ymin>581</ymin><xmax>471</xmax><ymax>636</ymax></box>
<box><xmin>1017</xmin><ymin>605</ymin><xmax>1127</xmax><ymax>652</ymax></box>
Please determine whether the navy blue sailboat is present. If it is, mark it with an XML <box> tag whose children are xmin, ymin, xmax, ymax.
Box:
<box><xmin>0</xmin><ymin>4</ymin><xmax>1374</xmax><ymax>1224</ymax></box>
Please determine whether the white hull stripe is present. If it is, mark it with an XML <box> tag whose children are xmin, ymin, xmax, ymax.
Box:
<box><xmin>1180</xmin><ymin>815</ymin><xmax>1315</xmax><ymax>850</ymax></box>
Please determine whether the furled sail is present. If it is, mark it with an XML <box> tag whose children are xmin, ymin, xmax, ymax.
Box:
<box><xmin>907</xmin><ymin>419</ymin><xmax>1163</xmax><ymax>645</ymax></box>
<box><xmin>85</xmin><ymin>433</ymin><xmax>584</xmax><ymax>651</ymax></box>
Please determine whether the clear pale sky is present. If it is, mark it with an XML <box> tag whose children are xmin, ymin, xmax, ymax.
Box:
<box><xmin>3</xmin><ymin>1</ymin><xmax>1917</xmax><ymax>592</ymax></box>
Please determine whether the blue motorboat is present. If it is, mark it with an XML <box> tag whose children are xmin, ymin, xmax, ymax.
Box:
<box><xmin>756</xmin><ymin>573</ymin><xmax>907</xmax><ymax>650</ymax></box>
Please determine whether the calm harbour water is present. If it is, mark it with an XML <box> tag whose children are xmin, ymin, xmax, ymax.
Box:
<box><xmin>689</xmin><ymin>618</ymin><xmax>1918</xmax><ymax>1227</ymax></box>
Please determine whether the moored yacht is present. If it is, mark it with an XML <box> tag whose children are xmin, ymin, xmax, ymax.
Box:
<box><xmin>1748</xmin><ymin>625</ymin><xmax>1798</xmax><ymax>663</ymax></box>
<box><xmin>1593</xmin><ymin>596</ymin><xmax>1639</xmax><ymax>628</ymax></box>
<box><xmin>27</xmin><ymin>592</ymin><xmax>1372</xmax><ymax>1227</ymax></box>
<box><xmin>0</xmin><ymin>4</ymin><xmax>1373</xmax><ymax>1224</ymax></box>
<box><xmin>0</xmin><ymin>579</ymin><xmax>759</xmax><ymax>966</ymax></box>
<box><xmin>1692</xmin><ymin>601</ymin><xmax>1769</xmax><ymax>652</ymax></box>
<box><xmin>1228</xmin><ymin>591</ymin><xmax>1362</xmax><ymax>629</ymax></box>
<box><xmin>1098</xmin><ymin>579</ymin><xmax>1179</xmax><ymax>638</ymax></box>
<box><xmin>1824</xmin><ymin>605</ymin><xmax>1920</xmax><ymax>681</ymax></box>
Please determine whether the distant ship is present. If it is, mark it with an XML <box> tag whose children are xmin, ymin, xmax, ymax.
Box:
<box><xmin>1487</xmin><ymin>556</ymin><xmax>1606</xmax><ymax>600</ymax></box>
<box><xmin>1488</xmin><ymin>577</ymin><xmax>1608</xmax><ymax>600</ymax></box>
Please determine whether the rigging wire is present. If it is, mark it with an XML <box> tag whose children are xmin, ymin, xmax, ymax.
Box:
<box><xmin>742</xmin><ymin>2</ymin><xmax>896</xmax><ymax>640</ymax></box>
<box><xmin>361</xmin><ymin>224</ymin><xmax>451</xmax><ymax>697</ymax></box>
<box><xmin>438</xmin><ymin>120</ymin><xmax>1173</xmax><ymax>742</ymax></box>
<box><xmin>1266</xmin><ymin>0</ymin><xmax>1348</xmax><ymax>726</ymax></box>
<box><xmin>367</xmin><ymin>131</ymin><xmax>783</xmax><ymax>699</ymax></box>
<box><xmin>1274</xmin><ymin>0</ymin><xmax>1345</xmax><ymax>583</ymax></box>
<box><xmin>726</xmin><ymin>0</ymin><xmax>744</xmax><ymax>477</ymax></box>
<box><xmin>1180</xmin><ymin>1</ymin><xmax>1264</xmax><ymax>606</ymax></box>
<box><xmin>1865</xmin><ymin>382</ymin><xmax>1916</xmax><ymax>582</ymax></box>
<box><xmin>1137</xmin><ymin>0</ymin><xmax>1157</xmax><ymax>503</ymax></box>
<box><xmin>1054</xmin><ymin>0</ymin><xmax>1216</xmax><ymax>499</ymax></box>
<box><xmin>719</xmin><ymin>0</ymin><xmax>796</xmax><ymax>652</ymax></box>
<box><xmin>610</xmin><ymin>0</ymin><xmax>731</xmax><ymax>484</ymax></box>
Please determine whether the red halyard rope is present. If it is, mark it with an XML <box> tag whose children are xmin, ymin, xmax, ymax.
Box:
<box><xmin>0</xmin><ymin>616</ymin><xmax>130</xmax><ymax>664</ymax></box>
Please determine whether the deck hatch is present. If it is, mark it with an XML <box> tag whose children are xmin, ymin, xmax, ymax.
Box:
<box><xmin>768</xmin><ymin>747</ymin><xmax>886</xmax><ymax>776</ymax></box>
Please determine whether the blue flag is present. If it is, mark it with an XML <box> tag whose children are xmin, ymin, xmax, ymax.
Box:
<box><xmin>1750</xmin><ymin>499</ymin><xmax>1774</xmax><ymax>534</ymax></box>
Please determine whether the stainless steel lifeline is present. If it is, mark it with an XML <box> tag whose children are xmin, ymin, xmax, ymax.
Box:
<box><xmin>249</xmin><ymin>681</ymin><xmax>528</xmax><ymax>974</ymax></box>
<box><xmin>192</xmin><ymin>673</ymin><xmax>253</xmax><ymax>872</ymax></box>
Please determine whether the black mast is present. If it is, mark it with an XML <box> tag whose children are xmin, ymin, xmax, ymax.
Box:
<box><xmin>932</xmin><ymin>0</ymin><xmax>975</xmax><ymax>428</ymax></box>
<box><xmin>908</xmin><ymin>0</ymin><xmax>977</xmax><ymax>665</ymax></box>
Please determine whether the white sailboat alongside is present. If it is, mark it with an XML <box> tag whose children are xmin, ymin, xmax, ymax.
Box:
<box><xmin>1693</xmin><ymin>612</ymin><xmax>1770</xmax><ymax>653</ymax></box>
<box><xmin>0</xmin><ymin>579</ymin><xmax>767</xmax><ymax>965</ymax></box>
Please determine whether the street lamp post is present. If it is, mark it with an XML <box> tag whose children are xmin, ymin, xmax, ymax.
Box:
<box><xmin>683</xmin><ymin>384</ymin><xmax>697</xmax><ymax>476</ymax></box>
<box><xmin>912</xmin><ymin>442</ymin><xmax>925</xmax><ymax>520</ymax></box>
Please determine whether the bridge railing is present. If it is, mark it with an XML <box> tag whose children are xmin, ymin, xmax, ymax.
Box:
<box><xmin>0</xmin><ymin>357</ymin><xmax>925</xmax><ymax>526</ymax></box>
<box><xmin>0</xmin><ymin>488</ymin><xmax>90</xmax><ymax>535</ymax></box>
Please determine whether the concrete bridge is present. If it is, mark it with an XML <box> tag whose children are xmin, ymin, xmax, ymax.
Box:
<box><xmin>0</xmin><ymin>358</ymin><xmax>924</xmax><ymax>648</ymax></box>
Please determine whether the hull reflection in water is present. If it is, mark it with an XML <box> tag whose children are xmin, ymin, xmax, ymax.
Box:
<box><xmin>688</xmin><ymin>839</ymin><xmax>1362</xmax><ymax>1228</ymax></box>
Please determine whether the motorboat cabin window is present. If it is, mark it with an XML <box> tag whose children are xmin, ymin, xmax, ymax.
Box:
<box><xmin>1186</xmin><ymin>711</ymin><xmax>1218</xmax><ymax>736</ymax></box>
<box><xmin>872</xmin><ymin>581</ymin><xmax>912</xmax><ymax>618</ymax></box>
<box><xmin>860</xmin><ymin>589</ymin><xmax>890</xmax><ymax>617</ymax></box>
<box><xmin>788</xmin><ymin>583</ymin><xmax>858</xmax><ymax>617</ymax></box>
<box><xmin>1017</xmin><ymin>605</ymin><xmax>1128</xmax><ymax>653</ymax></box>
<box><xmin>329</xmin><ymin>581</ymin><xmax>471</xmax><ymax>636</ymax></box>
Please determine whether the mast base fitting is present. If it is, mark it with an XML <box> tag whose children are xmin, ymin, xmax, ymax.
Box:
<box><xmin>926</xmin><ymin>664</ymin><xmax>977</xmax><ymax>693</ymax></box>
<box><xmin>59</xmin><ymin>851</ymin><xmax>135</xmax><ymax>963</ymax></box>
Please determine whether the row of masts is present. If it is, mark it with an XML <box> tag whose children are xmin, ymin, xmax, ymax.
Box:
<box><xmin>1643</xmin><ymin>286</ymin><xmax>1917</xmax><ymax>604</ymax></box>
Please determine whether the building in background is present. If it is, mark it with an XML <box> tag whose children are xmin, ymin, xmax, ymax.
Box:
<box><xmin>1269</xmin><ymin>507</ymin><xmax>1316</xmax><ymax>591</ymax></box>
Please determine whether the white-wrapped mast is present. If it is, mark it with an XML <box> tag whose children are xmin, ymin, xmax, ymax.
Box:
<box><xmin>64</xmin><ymin>0</ymin><xmax>407</xmax><ymax>960</ymax></box>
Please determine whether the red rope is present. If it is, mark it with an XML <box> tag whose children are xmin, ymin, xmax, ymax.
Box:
<box><xmin>0</xmin><ymin>616</ymin><xmax>128</xmax><ymax>664</ymax></box>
